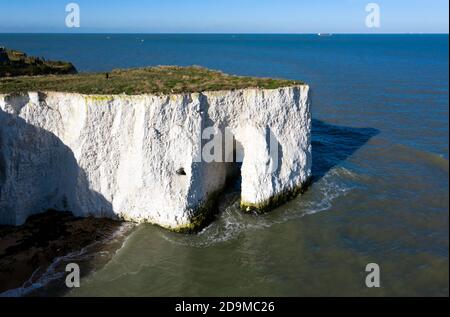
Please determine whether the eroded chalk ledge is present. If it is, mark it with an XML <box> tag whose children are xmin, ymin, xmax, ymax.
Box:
<box><xmin>161</xmin><ymin>177</ymin><xmax>314</xmax><ymax>234</ymax></box>
<box><xmin>155</xmin><ymin>189</ymin><xmax>224</xmax><ymax>234</ymax></box>
<box><xmin>240</xmin><ymin>177</ymin><xmax>313</xmax><ymax>214</ymax></box>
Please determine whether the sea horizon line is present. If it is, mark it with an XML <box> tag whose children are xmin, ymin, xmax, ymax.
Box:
<box><xmin>0</xmin><ymin>32</ymin><xmax>448</xmax><ymax>35</ymax></box>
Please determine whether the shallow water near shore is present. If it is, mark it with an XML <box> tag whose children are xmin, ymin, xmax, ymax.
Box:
<box><xmin>0</xmin><ymin>34</ymin><xmax>448</xmax><ymax>296</ymax></box>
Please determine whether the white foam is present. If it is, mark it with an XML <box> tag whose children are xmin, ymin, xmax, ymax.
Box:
<box><xmin>160</xmin><ymin>167</ymin><xmax>354</xmax><ymax>248</ymax></box>
<box><xmin>0</xmin><ymin>222</ymin><xmax>135</xmax><ymax>297</ymax></box>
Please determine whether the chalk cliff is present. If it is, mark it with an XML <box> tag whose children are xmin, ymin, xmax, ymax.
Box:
<box><xmin>0</xmin><ymin>86</ymin><xmax>311</xmax><ymax>231</ymax></box>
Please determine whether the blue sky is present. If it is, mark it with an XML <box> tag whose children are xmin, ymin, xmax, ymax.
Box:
<box><xmin>0</xmin><ymin>0</ymin><xmax>448</xmax><ymax>33</ymax></box>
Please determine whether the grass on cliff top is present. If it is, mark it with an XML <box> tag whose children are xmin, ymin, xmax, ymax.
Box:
<box><xmin>0</xmin><ymin>66</ymin><xmax>303</xmax><ymax>95</ymax></box>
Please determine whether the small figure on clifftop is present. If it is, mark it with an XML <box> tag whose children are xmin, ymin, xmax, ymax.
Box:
<box><xmin>0</xmin><ymin>47</ymin><xmax>9</xmax><ymax>64</ymax></box>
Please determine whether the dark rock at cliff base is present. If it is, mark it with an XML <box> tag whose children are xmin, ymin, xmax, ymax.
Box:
<box><xmin>0</xmin><ymin>210</ymin><xmax>123</xmax><ymax>294</ymax></box>
<box><xmin>0</xmin><ymin>47</ymin><xmax>77</xmax><ymax>77</ymax></box>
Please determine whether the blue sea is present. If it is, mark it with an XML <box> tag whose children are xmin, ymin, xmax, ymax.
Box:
<box><xmin>0</xmin><ymin>34</ymin><xmax>448</xmax><ymax>296</ymax></box>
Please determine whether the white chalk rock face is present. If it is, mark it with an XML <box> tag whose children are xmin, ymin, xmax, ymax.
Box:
<box><xmin>0</xmin><ymin>86</ymin><xmax>311</xmax><ymax>231</ymax></box>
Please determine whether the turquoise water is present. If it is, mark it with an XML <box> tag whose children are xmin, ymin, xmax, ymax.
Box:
<box><xmin>0</xmin><ymin>34</ymin><xmax>448</xmax><ymax>296</ymax></box>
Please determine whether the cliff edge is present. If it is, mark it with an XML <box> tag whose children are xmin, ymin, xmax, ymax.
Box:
<box><xmin>0</xmin><ymin>67</ymin><xmax>311</xmax><ymax>232</ymax></box>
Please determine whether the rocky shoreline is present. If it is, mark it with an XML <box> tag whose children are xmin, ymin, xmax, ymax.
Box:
<box><xmin>0</xmin><ymin>210</ymin><xmax>127</xmax><ymax>295</ymax></box>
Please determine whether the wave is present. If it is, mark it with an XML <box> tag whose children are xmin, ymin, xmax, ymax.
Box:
<box><xmin>1</xmin><ymin>166</ymin><xmax>363</xmax><ymax>295</ymax></box>
<box><xmin>0</xmin><ymin>222</ymin><xmax>135</xmax><ymax>297</ymax></box>
<box><xmin>160</xmin><ymin>167</ymin><xmax>355</xmax><ymax>248</ymax></box>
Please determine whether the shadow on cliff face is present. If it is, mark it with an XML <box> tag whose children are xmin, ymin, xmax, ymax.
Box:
<box><xmin>311</xmin><ymin>119</ymin><xmax>380</xmax><ymax>183</ymax></box>
<box><xmin>0</xmin><ymin>107</ymin><xmax>122</xmax><ymax>296</ymax></box>
<box><xmin>0</xmin><ymin>108</ymin><xmax>114</xmax><ymax>225</ymax></box>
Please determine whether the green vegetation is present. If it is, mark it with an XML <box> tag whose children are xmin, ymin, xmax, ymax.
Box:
<box><xmin>0</xmin><ymin>47</ymin><xmax>77</xmax><ymax>77</ymax></box>
<box><xmin>0</xmin><ymin>65</ymin><xmax>303</xmax><ymax>95</ymax></box>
